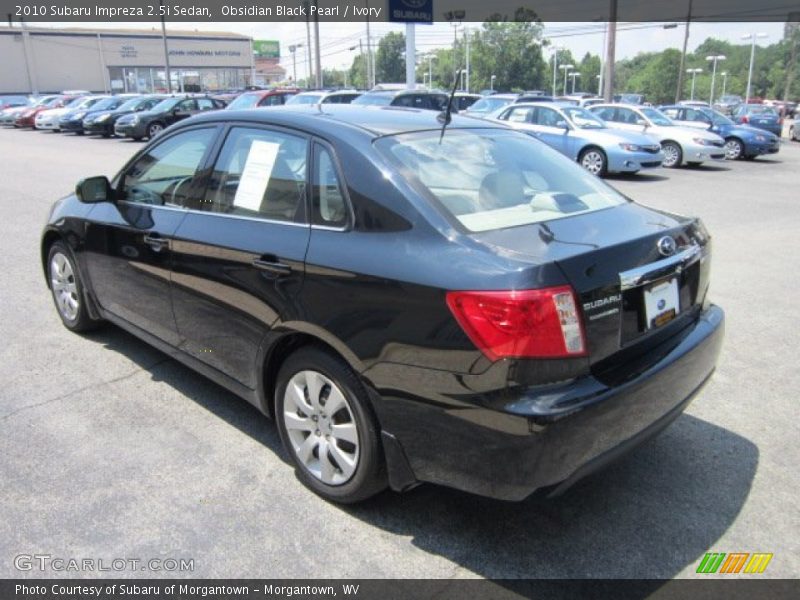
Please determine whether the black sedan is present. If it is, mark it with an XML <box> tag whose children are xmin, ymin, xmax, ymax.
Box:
<box><xmin>84</xmin><ymin>95</ymin><xmax>165</xmax><ymax>137</ymax></box>
<box><xmin>41</xmin><ymin>106</ymin><xmax>724</xmax><ymax>503</ymax></box>
<box><xmin>114</xmin><ymin>95</ymin><xmax>226</xmax><ymax>140</ymax></box>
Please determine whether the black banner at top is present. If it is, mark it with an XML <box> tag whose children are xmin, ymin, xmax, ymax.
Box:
<box><xmin>1</xmin><ymin>0</ymin><xmax>798</xmax><ymax>23</ymax></box>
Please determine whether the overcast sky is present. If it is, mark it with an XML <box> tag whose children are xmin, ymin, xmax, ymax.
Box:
<box><xmin>32</xmin><ymin>20</ymin><xmax>786</xmax><ymax>74</ymax></box>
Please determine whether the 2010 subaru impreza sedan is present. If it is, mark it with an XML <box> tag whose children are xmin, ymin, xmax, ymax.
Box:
<box><xmin>41</xmin><ymin>105</ymin><xmax>724</xmax><ymax>503</ymax></box>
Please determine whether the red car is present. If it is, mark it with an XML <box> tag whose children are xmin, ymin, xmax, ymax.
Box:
<box><xmin>14</xmin><ymin>95</ymin><xmax>81</xmax><ymax>128</ymax></box>
<box><xmin>224</xmin><ymin>88</ymin><xmax>301</xmax><ymax>110</ymax></box>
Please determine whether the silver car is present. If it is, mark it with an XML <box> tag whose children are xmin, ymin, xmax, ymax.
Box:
<box><xmin>589</xmin><ymin>104</ymin><xmax>726</xmax><ymax>168</ymax></box>
<box><xmin>490</xmin><ymin>102</ymin><xmax>664</xmax><ymax>176</ymax></box>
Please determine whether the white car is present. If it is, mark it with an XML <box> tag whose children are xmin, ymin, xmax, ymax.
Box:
<box><xmin>35</xmin><ymin>95</ymin><xmax>101</xmax><ymax>131</ymax></box>
<box><xmin>589</xmin><ymin>104</ymin><xmax>726</xmax><ymax>168</ymax></box>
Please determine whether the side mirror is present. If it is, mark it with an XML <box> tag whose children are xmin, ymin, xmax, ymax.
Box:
<box><xmin>76</xmin><ymin>176</ymin><xmax>112</xmax><ymax>203</ymax></box>
<box><xmin>636</xmin><ymin>119</ymin><xmax>647</xmax><ymax>127</ymax></box>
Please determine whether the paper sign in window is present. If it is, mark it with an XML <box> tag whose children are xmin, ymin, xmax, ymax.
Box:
<box><xmin>232</xmin><ymin>140</ymin><xmax>280</xmax><ymax>212</ymax></box>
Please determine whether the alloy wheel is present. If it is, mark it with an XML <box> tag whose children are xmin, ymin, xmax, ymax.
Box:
<box><xmin>724</xmin><ymin>139</ymin><xmax>743</xmax><ymax>160</ymax></box>
<box><xmin>580</xmin><ymin>150</ymin><xmax>605</xmax><ymax>176</ymax></box>
<box><xmin>148</xmin><ymin>123</ymin><xmax>163</xmax><ymax>138</ymax></box>
<box><xmin>282</xmin><ymin>370</ymin><xmax>360</xmax><ymax>486</ymax></box>
<box><xmin>50</xmin><ymin>252</ymin><xmax>79</xmax><ymax>321</ymax></box>
<box><xmin>661</xmin><ymin>143</ymin><xmax>680</xmax><ymax>167</ymax></box>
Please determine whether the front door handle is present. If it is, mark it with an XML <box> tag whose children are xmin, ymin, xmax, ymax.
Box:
<box><xmin>252</xmin><ymin>256</ymin><xmax>292</xmax><ymax>276</ymax></box>
<box><xmin>143</xmin><ymin>233</ymin><xmax>168</xmax><ymax>252</ymax></box>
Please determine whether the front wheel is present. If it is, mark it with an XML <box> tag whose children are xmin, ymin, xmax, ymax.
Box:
<box><xmin>724</xmin><ymin>138</ymin><xmax>744</xmax><ymax>160</ymax></box>
<box><xmin>661</xmin><ymin>141</ymin><xmax>683</xmax><ymax>168</ymax></box>
<box><xmin>47</xmin><ymin>241</ymin><xmax>102</xmax><ymax>333</ymax></box>
<box><xmin>578</xmin><ymin>147</ymin><xmax>607</xmax><ymax>177</ymax></box>
<box><xmin>275</xmin><ymin>347</ymin><xmax>387</xmax><ymax>503</ymax></box>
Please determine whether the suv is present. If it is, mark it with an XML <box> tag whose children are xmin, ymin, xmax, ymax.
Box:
<box><xmin>114</xmin><ymin>95</ymin><xmax>226</xmax><ymax>140</ymax></box>
<box><xmin>352</xmin><ymin>89</ymin><xmax>448</xmax><ymax>111</ymax></box>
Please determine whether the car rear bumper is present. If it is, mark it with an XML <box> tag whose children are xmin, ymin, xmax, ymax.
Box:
<box><xmin>372</xmin><ymin>304</ymin><xmax>724</xmax><ymax>501</ymax></box>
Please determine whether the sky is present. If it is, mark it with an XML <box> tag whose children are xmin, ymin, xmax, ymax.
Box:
<box><xmin>26</xmin><ymin>20</ymin><xmax>787</xmax><ymax>76</ymax></box>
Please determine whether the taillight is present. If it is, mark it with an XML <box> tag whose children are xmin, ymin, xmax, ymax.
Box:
<box><xmin>446</xmin><ymin>287</ymin><xmax>587</xmax><ymax>360</ymax></box>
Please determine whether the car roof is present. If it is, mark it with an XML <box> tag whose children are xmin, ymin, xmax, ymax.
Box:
<box><xmin>361</xmin><ymin>89</ymin><xmax>446</xmax><ymax>98</ymax></box>
<box><xmin>188</xmin><ymin>104</ymin><xmax>507</xmax><ymax>137</ymax></box>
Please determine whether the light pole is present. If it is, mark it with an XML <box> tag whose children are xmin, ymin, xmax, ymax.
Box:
<box><xmin>289</xmin><ymin>43</ymin><xmax>303</xmax><ymax>84</ymax></box>
<box><xmin>569</xmin><ymin>72</ymin><xmax>580</xmax><ymax>94</ymax></box>
<box><xmin>705</xmin><ymin>54</ymin><xmax>726</xmax><ymax>105</ymax></box>
<box><xmin>490</xmin><ymin>74</ymin><xmax>496</xmax><ymax>91</ymax></box>
<box><xmin>742</xmin><ymin>32</ymin><xmax>768</xmax><ymax>104</ymax></box>
<box><xmin>445</xmin><ymin>10</ymin><xmax>465</xmax><ymax>87</ymax></box>
<box><xmin>720</xmin><ymin>71</ymin><xmax>727</xmax><ymax>97</ymax></box>
<box><xmin>686</xmin><ymin>68</ymin><xmax>702</xmax><ymax>100</ymax></box>
<box><xmin>560</xmin><ymin>64</ymin><xmax>574</xmax><ymax>96</ymax></box>
<box><xmin>550</xmin><ymin>46</ymin><xmax>564</xmax><ymax>97</ymax></box>
<box><xmin>427</xmin><ymin>55</ymin><xmax>437</xmax><ymax>89</ymax></box>
<box><xmin>596</xmin><ymin>74</ymin><xmax>601</xmax><ymax>95</ymax></box>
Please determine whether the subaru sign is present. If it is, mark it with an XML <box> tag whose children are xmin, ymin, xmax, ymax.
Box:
<box><xmin>388</xmin><ymin>0</ymin><xmax>433</xmax><ymax>23</ymax></box>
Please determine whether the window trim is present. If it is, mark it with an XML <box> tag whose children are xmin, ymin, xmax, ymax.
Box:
<box><xmin>309</xmin><ymin>139</ymin><xmax>355</xmax><ymax>232</ymax></box>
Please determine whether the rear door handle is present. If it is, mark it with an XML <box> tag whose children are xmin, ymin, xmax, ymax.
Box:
<box><xmin>252</xmin><ymin>256</ymin><xmax>292</xmax><ymax>276</ymax></box>
<box><xmin>143</xmin><ymin>233</ymin><xmax>168</xmax><ymax>252</ymax></box>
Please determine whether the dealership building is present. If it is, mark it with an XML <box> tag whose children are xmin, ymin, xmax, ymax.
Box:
<box><xmin>0</xmin><ymin>26</ymin><xmax>270</xmax><ymax>94</ymax></box>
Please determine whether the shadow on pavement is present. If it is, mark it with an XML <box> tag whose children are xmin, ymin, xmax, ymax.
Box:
<box><xmin>87</xmin><ymin>324</ymin><xmax>758</xmax><ymax>584</ymax></box>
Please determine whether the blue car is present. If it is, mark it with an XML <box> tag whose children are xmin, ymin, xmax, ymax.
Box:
<box><xmin>660</xmin><ymin>105</ymin><xmax>780</xmax><ymax>160</ymax></box>
<box><xmin>490</xmin><ymin>102</ymin><xmax>664</xmax><ymax>176</ymax></box>
<box><xmin>732</xmin><ymin>104</ymin><xmax>783</xmax><ymax>137</ymax></box>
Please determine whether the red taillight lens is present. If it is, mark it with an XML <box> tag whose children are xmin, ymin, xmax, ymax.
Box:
<box><xmin>446</xmin><ymin>287</ymin><xmax>587</xmax><ymax>361</ymax></box>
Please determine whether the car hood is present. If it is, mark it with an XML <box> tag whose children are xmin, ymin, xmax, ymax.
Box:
<box><xmin>38</xmin><ymin>107</ymin><xmax>70</xmax><ymax>118</ymax></box>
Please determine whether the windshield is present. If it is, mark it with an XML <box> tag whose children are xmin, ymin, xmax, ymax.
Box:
<box><xmin>89</xmin><ymin>97</ymin><xmax>119</xmax><ymax>111</ymax></box>
<box><xmin>65</xmin><ymin>97</ymin><xmax>90</xmax><ymax>109</ymax></box>
<box><xmin>640</xmin><ymin>107</ymin><xmax>673</xmax><ymax>126</ymax></box>
<box><xmin>704</xmin><ymin>109</ymin><xmax>733</xmax><ymax>126</ymax></box>
<box><xmin>150</xmin><ymin>97</ymin><xmax>181</xmax><ymax>112</ymax></box>
<box><xmin>227</xmin><ymin>93</ymin><xmax>262</xmax><ymax>109</ymax></box>
<box><xmin>466</xmin><ymin>96</ymin><xmax>514</xmax><ymax>114</ymax></box>
<box><xmin>563</xmin><ymin>107</ymin><xmax>605</xmax><ymax>129</ymax></box>
<box><xmin>118</xmin><ymin>97</ymin><xmax>147</xmax><ymax>111</ymax></box>
<box><xmin>376</xmin><ymin>128</ymin><xmax>626</xmax><ymax>233</ymax></box>
<box><xmin>351</xmin><ymin>94</ymin><xmax>393</xmax><ymax>106</ymax></box>
<box><xmin>286</xmin><ymin>93</ymin><xmax>323</xmax><ymax>105</ymax></box>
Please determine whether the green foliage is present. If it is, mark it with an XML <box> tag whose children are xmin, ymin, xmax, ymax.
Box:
<box><xmin>375</xmin><ymin>31</ymin><xmax>406</xmax><ymax>84</ymax></box>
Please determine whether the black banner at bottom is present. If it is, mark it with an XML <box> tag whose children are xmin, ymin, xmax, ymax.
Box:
<box><xmin>2</xmin><ymin>579</ymin><xmax>799</xmax><ymax>600</ymax></box>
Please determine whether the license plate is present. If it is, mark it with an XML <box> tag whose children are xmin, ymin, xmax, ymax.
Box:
<box><xmin>643</xmin><ymin>278</ymin><xmax>680</xmax><ymax>330</ymax></box>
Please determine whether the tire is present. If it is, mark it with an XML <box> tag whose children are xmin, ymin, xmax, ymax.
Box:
<box><xmin>578</xmin><ymin>147</ymin><xmax>608</xmax><ymax>177</ymax></box>
<box><xmin>47</xmin><ymin>241</ymin><xmax>102</xmax><ymax>333</ymax></box>
<box><xmin>661</xmin><ymin>141</ymin><xmax>683</xmax><ymax>168</ymax></box>
<box><xmin>146</xmin><ymin>122</ymin><xmax>164</xmax><ymax>139</ymax></box>
<box><xmin>275</xmin><ymin>346</ymin><xmax>387</xmax><ymax>503</ymax></box>
<box><xmin>724</xmin><ymin>137</ymin><xmax>744</xmax><ymax>160</ymax></box>
<box><xmin>687</xmin><ymin>161</ymin><xmax>702</xmax><ymax>167</ymax></box>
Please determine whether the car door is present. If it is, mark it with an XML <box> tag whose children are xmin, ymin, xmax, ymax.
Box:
<box><xmin>530</xmin><ymin>106</ymin><xmax>571</xmax><ymax>156</ymax></box>
<box><xmin>82</xmin><ymin>126</ymin><xmax>218</xmax><ymax>345</ymax></box>
<box><xmin>169</xmin><ymin>125</ymin><xmax>311</xmax><ymax>388</ymax></box>
<box><xmin>166</xmin><ymin>98</ymin><xmax>198</xmax><ymax>126</ymax></box>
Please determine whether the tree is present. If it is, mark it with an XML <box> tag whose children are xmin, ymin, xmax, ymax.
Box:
<box><xmin>375</xmin><ymin>31</ymin><xmax>406</xmax><ymax>84</ymax></box>
<box><xmin>348</xmin><ymin>52</ymin><xmax>368</xmax><ymax>89</ymax></box>
<box><xmin>578</xmin><ymin>53</ymin><xmax>601</xmax><ymax>95</ymax></box>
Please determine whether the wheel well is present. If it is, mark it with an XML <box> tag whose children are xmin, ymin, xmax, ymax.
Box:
<box><xmin>725</xmin><ymin>136</ymin><xmax>742</xmax><ymax>144</ymax></box>
<box><xmin>579</xmin><ymin>145</ymin><xmax>606</xmax><ymax>159</ymax></box>
<box><xmin>262</xmin><ymin>333</ymin><xmax>352</xmax><ymax>419</ymax></box>
<box><xmin>41</xmin><ymin>230</ymin><xmax>63</xmax><ymax>286</ymax></box>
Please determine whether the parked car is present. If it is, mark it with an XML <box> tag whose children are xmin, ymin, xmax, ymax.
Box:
<box><xmin>286</xmin><ymin>90</ymin><xmax>362</xmax><ymax>105</ymax></box>
<box><xmin>462</xmin><ymin>93</ymin><xmax>518</xmax><ymax>118</ymax></box>
<box><xmin>678</xmin><ymin>100</ymin><xmax>710</xmax><ymax>108</ymax></box>
<box><xmin>1</xmin><ymin>96</ymin><xmax>52</xmax><ymax>125</ymax></box>
<box><xmin>41</xmin><ymin>105</ymin><xmax>723</xmax><ymax>503</ymax></box>
<box><xmin>35</xmin><ymin>94</ymin><xmax>99</xmax><ymax>131</ymax></box>
<box><xmin>114</xmin><ymin>95</ymin><xmax>226</xmax><ymax>140</ymax></box>
<box><xmin>453</xmin><ymin>92</ymin><xmax>481</xmax><ymax>111</ymax></box>
<box><xmin>732</xmin><ymin>105</ymin><xmax>783</xmax><ymax>136</ymax></box>
<box><xmin>490</xmin><ymin>102</ymin><xmax>663</xmax><ymax>176</ymax></box>
<box><xmin>84</xmin><ymin>95</ymin><xmax>165</xmax><ymax>137</ymax></box>
<box><xmin>713</xmin><ymin>95</ymin><xmax>742</xmax><ymax>115</ymax></box>
<box><xmin>59</xmin><ymin>95</ymin><xmax>138</xmax><ymax>135</ymax></box>
<box><xmin>589</xmin><ymin>104</ymin><xmax>726</xmax><ymax>168</ymax></box>
<box><xmin>613</xmin><ymin>93</ymin><xmax>646</xmax><ymax>105</ymax></box>
<box><xmin>515</xmin><ymin>94</ymin><xmax>556</xmax><ymax>104</ymax></box>
<box><xmin>659</xmin><ymin>105</ymin><xmax>780</xmax><ymax>160</ymax></box>
<box><xmin>14</xmin><ymin>95</ymin><xmax>78</xmax><ymax>128</ymax></box>
<box><xmin>0</xmin><ymin>95</ymin><xmax>31</xmax><ymax>110</ymax></box>
<box><xmin>225</xmin><ymin>88</ymin><xmax>301</xmax><ymax>109</ymax></box>
<box><xmin>351</xmin><ymin>89</ymin><xmax>447</xmax><ymax>111</ymax></box>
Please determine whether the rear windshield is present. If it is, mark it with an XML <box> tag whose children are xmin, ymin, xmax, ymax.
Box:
<box><xmin>746</xmin><ymin>106</ymin><xmax>777</xmax><ymax>115</ymax></box>
<box><xmin>286</xmin><ymin>93</ymin><xmax>323</xmax><ymax>105</ymax></box>
<box><xmin>351</xmin><ymin>93</ymin><xmax>393</xmax><ymax>106</ymax></box>
<box><xmin>465</xmin><ymin>96</ymin><xmax>514</xmax><ymax>114</ymax></box>
<box><xmin>376</xmin><ymin>128</ymin><xmax>626</xmax><ymax>233</ymax></box>
<box><xmin>227</xmin><ymin>93</ymin><xmax>262</xmax><ymax>109</ymax></box>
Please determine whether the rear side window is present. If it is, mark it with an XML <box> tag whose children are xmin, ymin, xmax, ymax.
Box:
<box><xmin>203</xmin><ymin>127</ymin><xmax>308</xmax><ymax>222</ymax></box>
<box><xmin>311</xmin><ymin>145</ymin><xmax>348</xmax><ymax>228</ymax></box>
<box><xmin>593</xmin><ymin>107</ymin><xmax>616</xmax><ymax>121</ymax></box>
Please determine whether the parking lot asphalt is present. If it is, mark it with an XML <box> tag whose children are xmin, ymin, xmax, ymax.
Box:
<box><xmin>0</xmin><ymin>124</ymin><xmax>798</xmax><ymax>582</ymax></box>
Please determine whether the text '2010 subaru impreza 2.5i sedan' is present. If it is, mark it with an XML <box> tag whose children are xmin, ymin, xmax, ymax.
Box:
<box><xmin>41</xmin><ymin>105</ymin><xmax>724</xmax><ymax>503</ymax></box>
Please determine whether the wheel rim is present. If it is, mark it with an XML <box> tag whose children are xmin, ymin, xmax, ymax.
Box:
<box><xmin>724</xmin><ymin>140</ymin><xmax>742</xmax><ymax>159</ymax></box>
<box><xmin>662</xmin><ymin>143</ymin><xmax>680</xmax><ymax>167</ymax></box>
<box><xmin>149</xmin><ymin>124</ymin><xmax>162</xmax><ymax>137</ymax></box>
<box><xmin>283</xmin><ymin>370</ymin><xmax>360</xmax><ymax>486</ymax></box>
<box><xmin>50</xmin><ymin>252</ymin><xmax>79</xmax><ymax>321</ymax></box>
<box><xmin>581</xmin><ymin>151</ymin><xmax>605</xmax><ymax>175</ymax></box>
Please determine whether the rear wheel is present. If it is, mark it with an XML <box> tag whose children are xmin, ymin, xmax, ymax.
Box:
<box><xmin>661</xmin><ymin>141</ymin><xmax>682</xmax><ymax>168</ymax></box>
<box><xmin>724</xmin><ymin>137</ymin><xmax>744</xmax><ymax>160</ymax></box>
<box><xmin>275</xmin><ymin>347</ymin><xmax>386</xmax><ymax>503</ymax></box>
<box><xmin>578</xmin><ymin>147</ymin><xmax>608</xmax><ymax>177</ymax></box>
<box><xmin>47</xmin><ymin>241</ymin><xmax>102</xmax><ymax>333</ymax></box>
<box><xmin>147</xmin><ymin>122</ymin><xmax>164</xmax><ymax>139</ymax></box>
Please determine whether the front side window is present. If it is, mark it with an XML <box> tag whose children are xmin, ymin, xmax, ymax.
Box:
<box><xmin>533</xmin><ymin>107</ymin><xmax>564</xmax><ymax>127</ymax></box>
<box><xmin>563</xmin><ymin>107</ymin><xmax>606</xmax><ymax>129</ymax></box>
<box><xmin>311</xmin><ymin>145</ymin><xmax>348</xmax><ymax>227</ymax></box>
<box><xmin>377</xmin><ymin>128</ymin><xmax>626</xmax><ymax>233</ymax></box>
<box><xmin>592</xmin><ymin>106</ymin><xmax>617</xmax><ymax>121</ymax></box>
<box><xmin>661</xmin><ymin>107</ymin><xmax>680</xmax><ymax>119</ymax></box>
<box><xmin>197</xmin><ymin>98</ymin><xmax>215</xmax><ymax>110</ymax></box>
<box><xmin>503</xmin><ymin>107</ymin><xmax>532</xmax><ymax>123</ymax></box>
<box><xmin>614</xmin><ymin>107</ymin><xmax>641</xmax><ymax>124</ymax></box>
<box><xmin>121</xmin><ymin>128</ymin><xmax>215</xmax><ymax>207</ymax></box>
<box><xmin>640</xmin><ymin>107</ymin><xmax>673</xmax><ymax>126</ymax></box>
<box><xmin>203</xmin><ymin>127</ymin><xmax>308</xmax><ymax>222</ymax></box>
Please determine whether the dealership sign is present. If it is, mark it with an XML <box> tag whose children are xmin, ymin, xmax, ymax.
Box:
<box><xmin>389</xmin><ymin>0</ymin><xmax>433</xmax><ymax>23</ymax></box>
<box><xmin>253</xmin><ymin>40</ymin><xmax>280</xmax><ymax>59</ymax></box>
